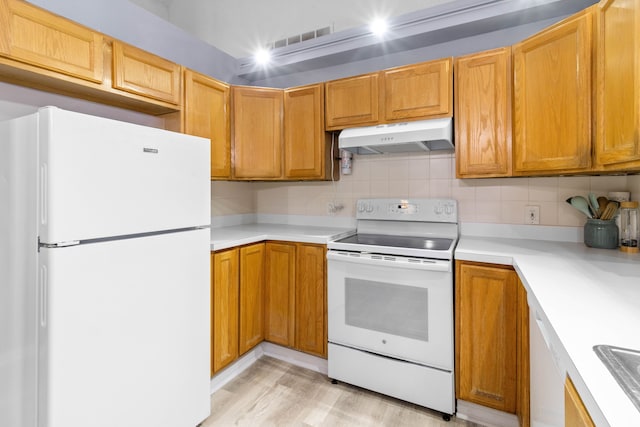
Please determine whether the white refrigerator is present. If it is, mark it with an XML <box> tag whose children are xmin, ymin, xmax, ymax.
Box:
<box><xmin>0</xmin><ymin>107</ymin><xmax>212</xmax><ymax>427</ymax></box>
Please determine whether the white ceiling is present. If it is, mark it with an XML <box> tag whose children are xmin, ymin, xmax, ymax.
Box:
<box><xmin>129</xmin><ymin>0</ymin><xmax>459</xmax><ymax>58</ymax></box>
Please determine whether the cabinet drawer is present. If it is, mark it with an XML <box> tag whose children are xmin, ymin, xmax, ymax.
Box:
<box><xmin>112</xmin><ymin>41</ymin><xmax>181</xmax><ymax>105</ymax></box>
<box><xmin>0</xmin><ymin>0</ymin><xmax>103</xmax><ymax>83</ymax></box>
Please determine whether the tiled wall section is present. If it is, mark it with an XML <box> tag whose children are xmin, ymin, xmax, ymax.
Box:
<box><xmin>212</xmin><ymin>153</ymin><xmax>640</xmax><ymax>226</ymax></box>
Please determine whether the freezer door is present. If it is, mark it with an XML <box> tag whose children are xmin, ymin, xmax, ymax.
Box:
<box><xmin>37</xmin><ymin>107</ymin><xmax>210</xmax><ymax>244</ymax></box>
<box><xmin>37</xmin><ymin>229</ymin><xmax>210</xmax><ymax>427</ymax></box>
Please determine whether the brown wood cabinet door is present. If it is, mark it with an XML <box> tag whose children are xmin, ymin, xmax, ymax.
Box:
<box><xmin>565</xmin><ymin>376</ymin><xmax>596</xmax><ymax>427</ymax></box>
<box><xmin>112</xmin><ymin>41</ymin><xmax>181</xmax><ymax>105</ymax></box>
<box><xmin>295</xmin><ymin>244</ymin><xmax>326</xmax><ymax>357</ymax></box>
<box><xmin>212</xmin><ymin>248</ymin><xmax>239</xmax><ymax>374</ymax></box>
<box><xmin>264</xmin><ymin>242</ymin><xmax>296</xmax><ymax>347</ymax></box>
<box><xmin>325</xmin><ymin>73</ymin><xmax>380</xmax><ymax>130</ymax></box>
<box><xmin>516</xmin><ymin>277</ymin><xmax>530</xmax><ymax>427</ymax></box>
<box><xmin>382</xmin><ymin>57</ymin><xmax>452</xmax><ymax>122</ymax></box>
<box><xmin>232</xmin><ymin>86</ymin><xmax>283</xmax><ymax>179</ymax></box>
<box><xmin>184</xmin><ymin>69</ymin><xmax>231</xmax><ymax>179</ymax></box>
<box><xmin>0</xmin><ymin>0</ymin><xmax>104</xmax><ymax>82</ymax></box>
<box><xmin>455</xmin><ymin>261</ymin><xmax>517</xmax><ymax>413</ymax></box>
<box><xmin>284</xmin><ymin>83</ymin><xmax>332</xmax><ymax>180</ymax></box>
<box><xmin>239</xmin><ymin>243</ymin><xmax>265</xmax><ymax>355</ymax></box>
<box><xmin>455</xmin><ymin>48</ymin><xmax>512</xmax><ymax>178</ymax></box>
<box><xmin>513</xmin><ymin>9</ymin><xmax>593</xmax><ymax>175</ymax></box>
<box><xmin>594</xmin><ymin>0</ymin><xmax>640</xmax><ymax>170</ymax></box>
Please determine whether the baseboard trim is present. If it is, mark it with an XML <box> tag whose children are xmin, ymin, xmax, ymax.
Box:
<box><xmin>455</xmin><ymin>399</ymin><xmax>519</xmax><ymax>427</ymax></box>
<box><xmin>209</xmin><ymin>346</ymin><xmax>264</xmax><ymax>394</ymax></box>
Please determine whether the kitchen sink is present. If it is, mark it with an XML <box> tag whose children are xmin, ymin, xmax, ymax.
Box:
<box><xmin>594</xmin><ymin>345</ymin><xmax>640</xmax><ymax>412</ymax></box>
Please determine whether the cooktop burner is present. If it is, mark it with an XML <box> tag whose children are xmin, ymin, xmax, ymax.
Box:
<box><xmin>335</xmin><ymin>233</ymin><xmax>453</xmax><ymax>252</ymax></box>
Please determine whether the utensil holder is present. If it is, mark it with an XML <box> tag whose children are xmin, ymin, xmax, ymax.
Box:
<box><xmin>584</xmin><ymin>219</ymin><xmax>618</xmax><ymax>249</ymax></box>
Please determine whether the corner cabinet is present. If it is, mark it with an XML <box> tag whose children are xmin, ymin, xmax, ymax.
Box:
<box><xmin>455</xmin><ymin>48</ymin><xmax>512</xmax><ymax>178</ymax></box>
<box><xmin>594</xmin><ymin>0</ymin><xmax>640</xmax><ymax>171</ymax></box>
<box><xmin>238</xmin><ymin>243</ymin><xmax>265</xmax><ymax>355</ymax></box>
<box><xmin>211</xmin><ymin>248</ymin><xmax>239</xmax><ymax>375</ymax></box>
<box><xmin>184</xmin><ymin>69</ymin><xmax>231</xmax><ymax>179</ymax></box>
<box><xmin>455</xmin><ymin>261</ymin><xmax>529</xmax><ymax>426</ymax></box>
<box><xmin>284</xmin><ymin>84</ymin><xmax>338</xmax><ymax>180</ymax></box>
<box><xmin>232</xmin><ymin>86</ymin><xmax>283</xmax><ymax>179</ymax></box>
<box><xmin>264</xmin><ymin>242</ymin><xmax>327</xmax><ymax>358</ymax></box>
<box><xmin>512</xmin><ymin>8</ymin><xmax>593</xmax><ymax>175</ymax></box>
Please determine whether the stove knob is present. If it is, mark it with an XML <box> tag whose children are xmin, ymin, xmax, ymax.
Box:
<box><xmin>357</xmin><ymin>203</ymin><xmax>365</xmax><ymax>213</ymax></box>
<box><xmin>366</xmin><ymin>204</ymin><xmax>374</xmax><ymax>213</ymax></box>
<box><xmin>445</xmin><ymin>204</ymin><xmax>454</xmax><ymax>215</ymax></box>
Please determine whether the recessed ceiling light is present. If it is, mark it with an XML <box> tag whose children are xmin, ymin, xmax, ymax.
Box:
<box><xmin>254</xmin><ymin>48</ymin><xmax>271</xmax><ymax>65</ymax></box>
<box><xmin>369</xmin><ymin>18</ymin><xmax>389</xmax><ymax>37</ymax></box>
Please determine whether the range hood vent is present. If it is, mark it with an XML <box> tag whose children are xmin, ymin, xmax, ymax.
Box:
<box><xmin>338</xmin><ymin>117</ymin><xmax>453</xmax><ymax>155</ymax></box>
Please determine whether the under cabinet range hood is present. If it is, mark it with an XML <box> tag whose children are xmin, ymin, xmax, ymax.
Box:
<box><xmin>338</xmin><ymin>117</ymin><xmax>453</xmax><ymax>154</ymax></box>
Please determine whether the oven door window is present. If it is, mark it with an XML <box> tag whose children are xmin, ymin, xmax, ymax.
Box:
<box><xmin>345</xmin><ymin>278</ymin><xmax>428</xmax><ymax>342</ymax></box>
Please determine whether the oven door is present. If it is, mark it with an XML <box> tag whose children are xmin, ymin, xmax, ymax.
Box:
<box><xmin>327</xmin><ymin>251</ymin><xmax>453</xmax><ymax>371</ymax></box>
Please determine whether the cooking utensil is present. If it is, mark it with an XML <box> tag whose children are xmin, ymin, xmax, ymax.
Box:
<box><xmin>566</xmin><ymin>196</ymin><xmax>593</xmax><ymax>218</ymax></box>
<box><xmin>597</xmin><ymin>196</ymin><xmax>609</xmax><ymax>217</ymax></box>
<box><xmin>589</xmin><ymin>193</ymin><xmax>600</xmax><ymax>218</ymax></box>
<box><xmin>600</xmin><ymin>201</ymin><xmax>619</xmax><ymax>220</ymax></box>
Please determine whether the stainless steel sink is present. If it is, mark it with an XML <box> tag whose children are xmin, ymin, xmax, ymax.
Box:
<box><xmin>594</xmin><ymin>345</ymin><xmax>640</xmax><ymax>412</ymax></box>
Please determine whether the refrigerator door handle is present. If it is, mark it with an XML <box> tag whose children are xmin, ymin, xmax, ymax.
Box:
<box><xmin>39</xmin><ymin>265</ymin><xmax>47</xmax><ymax>327</ymax></box>
<box><xmin>40</xmin><ymin>163</ymin><xmax>47</xmax><ymax>226</ymax></box>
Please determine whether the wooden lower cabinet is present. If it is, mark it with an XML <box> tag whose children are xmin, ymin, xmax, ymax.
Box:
<box><xmin>239</xmin><ymin>243</ymin><xmax>265</xmax><ymax>355</ymax></box>
<box><xmin>455</xmin><ymin>261</ymin><xmax>529</xmax><ymax>426</ymax></box>
<box><xmin>211</xmin><ymin>248</ymin><xmax>239</xmax><ymax>375</ymax></box>
<box><xmin>264</xmin><ymin>242</ymin><xmax>327</xmax><ymax>358</ymax></box>
<box><xmin>565</xmin><ymin>376</ymin><xmax>596</xmax><ymax>427</ymax></box>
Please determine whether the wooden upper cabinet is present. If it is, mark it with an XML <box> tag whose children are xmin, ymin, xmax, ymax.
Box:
<box><xmin>264</xmin><ymin>242</ymin><xmax>296</xmax><ymax>347</ymax></box>
<box><xmin>184</xmin><ymin>69</ymin><xmax>231</xmax><ymax>179</ymax></box>
<box><xmin>455</xmin><ymin>48</ymin><xmax>512</xmax><ymax>178</ymax></box>
<box><xmin>594</xmin><ymin>0</ymin><xmax>640</xmax><ymax>170</ymax></box>
<box><xmin>382</xmin><ymin>57</ymin><xmax>452</xmax><ymax>122</ymax></box>
<box><xmin>295</xmin><ymin>244</ymin><xmax>326</xmax><ymax>358</ymax></box>
<box><xmin>211</xmin><ymin>248</ymin><xmax>239</xmax><ymax>375</ymax></box>
<box><xmin>232</xmin><ymin>86</ymin><xmax>283</xmax><ymax>179</ymax></box>
<box><xmin>325</xmin><ymin>72</ymin><xmax>380</xmax><ymax>130</ymax></box>
<box><xmin>112</xmin><ymin>41</ymin><xmax>181</xmax><ymax>105</ymax></box>
<box><xmin>0</xmin><ymin>0</ymin><xmax>103</xmax><ymax>83</ymax></box>
<box><xmin>455</xmin><ymin>261</ymin><xmax>517</xmax><ymax>413</ymax></box>
<box><xmin>512</xmin><ymin>8</ymin><xmax>593</xmax><ymax>175</ymax></box>
<box><xmin>238</xmin><ymin>243</ymin><xmax>265</xmax><ymax>355</ymax></box>
<box><xmin>284</xmin><ymin>83</ymin><xmax>336</xmax><ymax>180</ymax></box>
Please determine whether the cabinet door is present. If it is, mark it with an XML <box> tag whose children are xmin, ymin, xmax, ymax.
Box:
<box><xmin>184</xmin><ymin>69</ymin><xmax>231</xmax><ymax>179</ymax></box>
<box><xmin>295</xmin><ymin>244</ymin><xmax>326</xmax><ymax>357</ymax></box>
<box><xmin>0</xmin><ymin>0</ymin><xmax>103</xmax><ymax>82</ymax></box>
<box><xmin>238</xmin><ymin>243</ymin><xmax>265</xmax><ymax>355</ymax></box>
<box><xmin>513</xmin><ymin>9</ymin><xmax>593</xmax><ymax>175</ymax></box>
<box><xmin>112</xmin><ymin>41</ymin><xmax>181</xmax><ymax>105</ymax></box>
<box><xmin>233</xmin><ymin>86</ymin><xmax>283</xmax><ymax>179</ymax></box>
<box><xmin>325</xmin><ymin>73</ymin><xmax>380</xmax><ymax>130</ymax></box>
<box><xmin>382</xmin><ymin>57</ymin><xmax>452</xmax><ymax>122</ymax></box>
<box><xmin>565</xmin><ymin>376</ymin><xmax>596</xmax><ymax>427</ymax></box>
<box><xmin>455</xmin><ymin>48</ymin><xmax>512</xmax><ymax>178</ymax></box>
<box><xmin>284</xmin><ymin>83</ymin><xmax>334</xmax><ymax>180</ymax></box>
<box><xmin>594</xmin><ymin>0</ymin><xmax>640</xmax><ymax>169</ymax></box>
<box><xmin>455</xmin><ymin>261</ymin><xmax>517</xmax><ymax>413</ymax></box>
<box><xmin>211</xmin><ymin>248</ymin><xmax>239</xmax><ymax>374</ymax></box>
<box><xmin>516</xmin><ymin>277</ymin><xmax>530</xmax><ymax>427</ymax></box>
<box><xmin>264</xmin><ymin>242</ymin><xmax>296</xmax><ymax>347</ymax></box>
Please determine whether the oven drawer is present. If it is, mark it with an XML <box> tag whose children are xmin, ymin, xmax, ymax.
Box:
<box><xmin>328</xmin><ymin>343</ymin><xmax>455</xmax><ymax>414</ymax></box>
<box><xmin>327</xmin><ymin>255</ymin><xmax>453</xmax><ymax>370</ymax></box>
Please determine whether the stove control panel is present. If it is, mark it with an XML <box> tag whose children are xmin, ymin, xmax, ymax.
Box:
<box><xmin>355</xmin><ymin>198</ymin><xmax>457</xmax><ymax>223</ymax></box>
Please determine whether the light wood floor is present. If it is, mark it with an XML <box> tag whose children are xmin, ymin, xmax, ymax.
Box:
<box><xmin>201</xmin><ymin>356</ymin><xmax>482</xmax><ymax>427</ymax></box>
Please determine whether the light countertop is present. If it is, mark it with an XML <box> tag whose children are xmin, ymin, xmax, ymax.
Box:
<box><xmin>210</xmin><ymin>223</ymin><xmax>355</xmax><ymax>251</ymax></box>
<box><xmin>456</xmin><ymin>237</ymin><xmax>640</xmax><ymax>426</ymax></box>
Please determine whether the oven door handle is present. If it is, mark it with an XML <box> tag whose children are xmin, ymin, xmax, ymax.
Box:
<box><xmin>327</xmin><ymin>251</ymin><xmax>451</xmax><ymax>272</ymax></box>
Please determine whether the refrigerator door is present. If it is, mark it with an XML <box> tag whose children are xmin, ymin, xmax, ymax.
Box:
<box><xmin>37</xmin><ymin>229</ymin><xmax>210</xmax><ymax>427</ymax></box>
<box><xmin>37</xmin><ymin>107</ymin><xmax>210</xmax><ymax>244</ymax></box>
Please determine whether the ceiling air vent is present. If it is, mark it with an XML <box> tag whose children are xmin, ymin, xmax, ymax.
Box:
<box><xmin>270</xmin><ymin>26</ymin><xmax>332</xmax><ymax>50</ymax></box>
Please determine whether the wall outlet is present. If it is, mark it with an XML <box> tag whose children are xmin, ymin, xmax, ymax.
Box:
<box><xmin>327</xmin><ymin>202</ymin><xmax>344</xmax><ymax>215</ymax></box>
<box><xmin>525</xmin><ymin>205</ymin><xmax>540</xmax><ymax>225</ymax></box>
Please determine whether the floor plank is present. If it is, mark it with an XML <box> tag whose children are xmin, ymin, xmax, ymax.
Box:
<box><xmin>201</xmin><ymin>356</ymin><xmax>482</xmax><ymax>426</ymax></box>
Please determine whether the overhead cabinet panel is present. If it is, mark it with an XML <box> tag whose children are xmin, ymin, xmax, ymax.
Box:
<box><xmin>512</xmin><ymin>9</ymin><xmax>593</xmax><ymax>174</ymax></box>
<box><xmin>325</xmin><ymin>73</ymin><xmax>380</xmax><ymax>130</ymax></box>
<box><xmin>0</xmin><ymin>0</ymin><xmax>104</xmax><ymax>82</ymax></box>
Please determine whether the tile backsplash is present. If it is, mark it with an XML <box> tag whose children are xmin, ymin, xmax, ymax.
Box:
<box><xmin>212</xmin><ymin>152</ymin><xmax>640</xmax><ymax>227</ymax></box>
